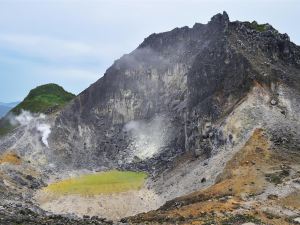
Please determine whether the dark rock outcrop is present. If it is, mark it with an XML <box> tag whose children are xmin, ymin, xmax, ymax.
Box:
<box><xmin>0</xmin><ymin>204</ymin><xmax>113</xmax><ymax>225</ymax></box>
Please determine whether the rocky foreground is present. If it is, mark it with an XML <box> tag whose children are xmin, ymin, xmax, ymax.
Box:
<box><xmin>0</xmin><ymin>204</ymin><xmax>115</xmax><ymax>225</ymax></box>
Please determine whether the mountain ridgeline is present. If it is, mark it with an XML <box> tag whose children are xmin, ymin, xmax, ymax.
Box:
<box><xmin>50</xmin><ymin>12</ymin><xmax>300</xmax><ymax>171</ymax></box>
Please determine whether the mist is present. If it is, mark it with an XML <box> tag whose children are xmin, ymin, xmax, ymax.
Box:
<box><xmin>124</xmin><ymin>115</ymin><xmax>170</xmax><ymax>160</ymax></box>
<box><xmin>8</xmin><ymin>110</ymin><xmax>51</xmax><ymax>147</ymax></box>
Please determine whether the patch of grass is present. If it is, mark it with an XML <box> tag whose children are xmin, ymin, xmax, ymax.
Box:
<box><xmin>45</xmin><ymin>170</ymin><xmax>147</xmax><ymax>196</ymax></box>
<box><xmin>0</xmin><ymin>119</ymin><xmax>15</xmax><ymax>136</ymax></box>
<box><xmin>221</xmin><ymin>214</ymin><xmax>263</xmax><ymax>225</ymax></box>
<box><xmin>265</xmin><ymin>169</ymin><xmax>290</xmax><ymax>185</ymax></box>
<box><xmin>250</xmin><ymin>21</ymin><xmax>268</xmax><ymax>32</ymax></box>
<box><xmin>203</xmin><ymin>218</ymin><xmax>217</xmax><ymax>225</ymax></box>
<box><xmin>0</xmin><ymin>152</ymin><xmax>21</xmax><ymax>165</ymax></box>
<box><xmin>278</xmin><ymin>191</ymin><xmax>300</xmax><ymax>209</ymax></box>
<box><xmin>12</xmin><ymin>83</ymin><xmax>75</xmax><ymax>114</ymax></box>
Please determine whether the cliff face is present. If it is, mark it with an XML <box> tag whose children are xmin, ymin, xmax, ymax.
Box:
<box><xmin>49</xmin><ymin>12</ymin><xmax>300</xmax><ymax>172</ymax></box>
<box><xmin>187</xmin><ymin>13</ymin><xmax>300</xmax><ymax>157</ymax></box>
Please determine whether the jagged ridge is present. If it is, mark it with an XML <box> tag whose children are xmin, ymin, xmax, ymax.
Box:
<box><xmin>49</xmin><ymin>11</ymin><xmax>300</xmax><ymax>171</ymax></box>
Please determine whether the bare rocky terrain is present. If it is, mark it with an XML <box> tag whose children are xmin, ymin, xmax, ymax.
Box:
<box><xmin>0</xmin><ymin>11</ymin><xmax>299</xmax><ymax>224</ymax></box>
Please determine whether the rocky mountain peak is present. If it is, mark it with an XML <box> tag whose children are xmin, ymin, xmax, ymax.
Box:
<box><xmin>2</xmin><ymin>12</ymin><xmax>299</xmax><ymax>175</ymax></box>
<box><xmin>209</xmin><ymin>10</ymin><xmax>229</xmax><ymax>26</ymax></box>
<box><xmin>43</xmin><ymin>12</ymin><xmax>300</xmax><ymax>173</ymax></box>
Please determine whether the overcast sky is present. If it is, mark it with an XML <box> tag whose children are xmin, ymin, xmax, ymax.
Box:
<box><xmin>0</xmin><ymin>0</ymin><xmax>299</xmax><ymax>102</ymax></box>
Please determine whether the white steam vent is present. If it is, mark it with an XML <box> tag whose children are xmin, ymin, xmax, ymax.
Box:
<box><xmin>124</xmin><ymin>115</ymin><xmax>170</xmax><ymax>160</ymax></box>
<box><xmin>9</xmin><ymin>110</ymin><xmax>51</xmax><ymax>148</ymax></box>
<box><xmin>37</xmin><ymin>123</ymin><xmax>51</xmax><ymax>147</ymax></box>
<box><xmin>10</xmin><ymin>110</ymin><xmax>34</xmax><ymax>126</ymax></box>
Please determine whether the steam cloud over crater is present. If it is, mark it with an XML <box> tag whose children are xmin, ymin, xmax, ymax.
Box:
<box><xmin>8</xmin><ymin>110</ymin><xmax>51</xmax><ymax>147</ymax></box>
<box><xmin>124</xmin><ymin>115</ymin><xmax>171</xmax><ymax>160</ymax></box>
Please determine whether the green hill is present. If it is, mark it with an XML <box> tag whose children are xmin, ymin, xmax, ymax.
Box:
<box><xmin>0</xmin><ymin>83</ymin><xmax>75</xmax><ymax>136</ymax></box>
<box><xmin>12</xmin><ymin>83</ymin><xmax>75</xmax><ymax>115</ymax></box>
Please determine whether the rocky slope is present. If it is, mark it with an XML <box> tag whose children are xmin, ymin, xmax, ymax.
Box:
<box><xmin>126</xmin><ymin>129</ymin><xmax>300</xmax><ymax>224</ymax></box>
<box><xmin>0</xmin><ymin>11</ymin><xmax>299</xmax><ymax>224</ymax></box>
<box><xmin>48</xmin><ymin>12</ymin><xmax>300</xmax><ymax>174</ymax></box>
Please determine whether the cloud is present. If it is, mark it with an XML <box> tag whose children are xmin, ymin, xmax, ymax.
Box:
<box><xmin>0</xmin><ymin>53</ymin><xmax>100</xmax><ymax>81</ymax></box>
<box><xmin>37</xmin><ymin>67</ymin><xmax>100</xmax><ymax>81</ymax></box>
<box><xmin>0</xmin><ymin>33</ymin><xmax>126</xmax><ymax>68</ymax></box>
<box><xmin>0</xmin><ymin>52</ymin><xmax>102</xmax><ymax>99</ymax></box>
<box><xmin>0</xmin><ymin>34</ymin><xmax>97</xmax><ymax>61</ymax></box>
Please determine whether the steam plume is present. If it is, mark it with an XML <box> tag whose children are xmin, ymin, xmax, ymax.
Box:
<box><xmin>37</xmin><ymin>123</ymin><xmax>51</xmax><ymax>147</ymax></box>
<box><xmin>8</xmin><ymin>110</ymin><xmax>51</xmax><ymax>147</ymax></box>
<box><xmin>124</xmin><ymin>115</ymin><xmax>170</xmax><ymax>160</ymax></box>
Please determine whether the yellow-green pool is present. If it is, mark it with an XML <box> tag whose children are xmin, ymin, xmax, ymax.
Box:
<box><xmin>44</xmin><ymin>170</ymin><xmax>147</xmax><ymax>196</ymax></box>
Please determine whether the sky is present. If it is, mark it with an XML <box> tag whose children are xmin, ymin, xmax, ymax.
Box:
<box><xmin>0</xmin><ymin>0</ymin><xmax>299</xmax><ymax>102</ymax></box>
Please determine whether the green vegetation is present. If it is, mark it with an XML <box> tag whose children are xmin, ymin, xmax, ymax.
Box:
<box><xmin>12</xmin><ymin>83</ymin><xmax>75</xmax><ymax>115</ymax></box>
<box><xmin>265</xmin><ymin>169</ymin><xmax>290</xmax><ymax>185</ymax></box>
<box><xmin>202</xmin><ymin>214</ymin><xmax>263</xmax><ymax>225</ymax></box>
<box><xmin>221</xmin><ymin>214</ymin><xmax>263</xmax><ymax>225</ymax></box>
<box><xmin>250</xmin><ymin>21</ymin><xmax>268</xmax><ymax>32</ymax></box>
<box><xmin>0</xmin><ymin>120</ymin><xmax>15</xmax><ymax>136</ymax></box>
<box><xmin>45</xmin><ymin>170</ymin><xmax>147</xmax><ymax>196</ymax></box>
<box><xmin>0</xmin><ymin>83</ymin><xmax>75</xmax><ymax>136</ymax></box>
